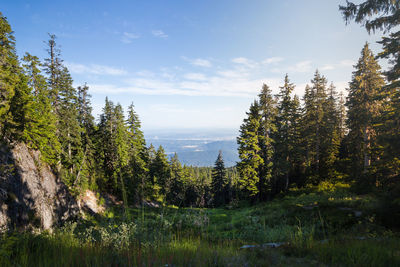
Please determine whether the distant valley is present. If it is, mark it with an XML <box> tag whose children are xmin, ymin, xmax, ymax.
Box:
<box><xmin>144</xmin><ymin>129</ymin><xmax>239</xmax><ymax>167</ymax></box>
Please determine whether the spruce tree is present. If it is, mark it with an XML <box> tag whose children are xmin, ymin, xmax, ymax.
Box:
<box><xmin>21</xmin><ymin>53</ymin><xmax>60</xmax><ymax>164</ymax></box>
<box><xmin>167</xmin><ymin>153</ymin><xmax>185</xmax><ymax>205</ymax></box>
<box><xmin>211</xmin><ymin>150</ymin><xmax>227</xmax><ymax>206</ymax></box>
<box><xmin>340</xmin><ymin>0</ymin><xmax>400</xmax><ymax>189</ymax></box>
<box><xmin>0</xmin><ymin>12</ymin><xmax>19</xmax><ymax>139</ymax></box>
<box><xmin>57</xmin><ymin>67</ymin><xmax>83</xmax><ymax>187</ymax></box>
<box><xmin>237</xmin><ymin>100</ymin><xmax>263</xmax><ymax>198</ymax></box>
<box><xmin>258</xmin><ymin>84</ymin><xmax>277</xmax><ymax>199</ymax></box>
<box><xmin>273</xmin><ymin>74</ymin><xmax>296</xmax><ymax>191</ymax></box>
<box><xmin>43</xmin><ymin>34</ymin><xmax>63</xmax><ymax>109</ymax></box>
<box><xmin>150</xmin><ymin>145</ymin><xmax>171</xmax><ymax>202</ymax></box>
<box><xmin>126</xmin><ymin>103</ymin><xmax>149</xmax><ymax>203</ymax></box>
<box><xmin>346</xmin><ymin>44</ymin><xmax>385</xmax><ymax>179</ymax></box>
<box><xmin>75</xmin><ymin>84</ymin><xmax>96</xmax><ymax>189</ymax></box>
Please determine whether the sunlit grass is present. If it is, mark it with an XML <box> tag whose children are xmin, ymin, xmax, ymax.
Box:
<box><xmin>1</xmin><ymin>182</ymin><xmax>399</xmax><ymax>266</ymax></box>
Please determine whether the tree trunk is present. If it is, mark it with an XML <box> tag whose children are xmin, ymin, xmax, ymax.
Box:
<box><xmin>363</xmin><ymin>126</ymin><xmax>370</xmax><ymax>173</ymax></box>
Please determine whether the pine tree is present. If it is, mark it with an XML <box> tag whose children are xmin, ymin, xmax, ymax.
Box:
<box><xmin>301</xmin><ymin>70</ymin><xmax>330</xmax><ymax>183</ymax></box>
<box><xmin>346</xmin><ymin>44</ymin><xmax>385</xmax><ymax>180</ymax></box>
<box><xmin>273</xmin><ymin>74</ymin><xmax>296</xmax><ymax>192</ymax></box>
<box><xmin>75</xmin><ymin>83</ymin><xmax>96</xmax><ymax>189</ymax></box>
<box><xmin>43</xmin><ymin>34</ymin><xmax>63</xmax><ymax>109</ymax></box>
<box><xmin>57</xmin><ymin>67</ymin><xmax>83</xmax><ymax>187</ymax></box>
<box><xmin>126</xmin><ymin>103</ymin><xmax>149</xmax><ymax>203</ymax></box>
<box><xmin>237</xmin><ymin>100</ymin><xmax>263</xmax><ymax>198</ymax></box>
<box><xmin>258</xmin><ymin>84</ymin><xmax>277</xmax><ymax>200</ymax></box>
<box><xmin>21</xmin><ymin>53</ymin><xmax>60</xmax><ymax>164</ymax></box>
<box><xmin>113</xmin><ymin>104</ymin><xmax>130</xmax><ymax>214</ymax></box>
<box><xmin>150</xmin><ymin>145</ymin><xmax>171</xmax><ymax>202</ymax></box>
<box><xmin>321</xmin><ymin>83</ymin><xmax>341</xmax><ymax>179</ymax></box>
<box><xmin>0</xmin><ymin>12</ymin><xmax>19</xmax><ymax>139</ymax></box>
<box><xmin>289</xmin><ymin>94</ymin><xmax>304</xmax><ymax>185</ymax></box>
<box><xmin>167</xmin><ymin>153</ymin><xmax>185</xmax><ymax>205</ymax></box>
<box><xmin>211</xmin><ymin>150</ymin><xmax>227</xmax><ymax>206</ymax></box>
<box><xmin>340</xmin><ymin>0</ymin><xmax>400</xmax><ymax>189</ymax></box>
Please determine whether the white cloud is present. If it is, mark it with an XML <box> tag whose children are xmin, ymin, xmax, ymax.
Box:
<box><xmin>152</xmin><ymin>30</ymin><xmax>168</xmax><ymax>38</ymax></box>
<box><xmin>289</xmin><ymin>60</ymin><xmax>313</xmax><ymax>73</ymax></box>
<box><xmin>262</xmin><ymin>57</ymin><xmax>284</xmax><ymax>64</ymax></box>
<box><xmin>82</xmin><ymin>57</ymin><xmax>350</xmax><ymax>100</ymax></box>
<box><xmin>272</xmin><ymin>60</ymin><xmax>312</xmax><ymax>74</ymax></box>
<box><xmin>182</xmin><ymin>56</ymin><xmax>212</xmax><ymax>67</ymax></box>
<box><xmin>184</xmin><ymin>73</ymin><xmax>207</xmax><ymax>81</ymax></box>
<box><xmin>321</xmin><ymin>64</ymin><xmax>335</xmax><ymax>71</ymax></box>
<box><xmin>66</xmin><ymin>62</ymin><xmax>128</xmax><ymax>76</ymax></box>
<box><xmin>232</xmin><ymin>57</ymin><xmax>257</xmax><ymax>68</ymax></box>
<box><xmin>340</xmin><ymin>59</ymin><xmax>355</xmax><ymax>67</ymax></box>
<box><xmin>121</xmin><ymin>32</ymin><xmax>140</xmax><ymax>44</ymax></box>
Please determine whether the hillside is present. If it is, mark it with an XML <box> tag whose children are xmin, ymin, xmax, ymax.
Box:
<box><xmin>1</xmin><ymin>183</ymin><xmax>399</xmax><ymax>266</ymax></box>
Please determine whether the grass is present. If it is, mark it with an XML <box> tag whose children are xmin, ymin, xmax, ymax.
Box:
<box><xmin>1</xmin><ymin>182</ymin><xmax>399</xmax><ymax>266</ymax></box>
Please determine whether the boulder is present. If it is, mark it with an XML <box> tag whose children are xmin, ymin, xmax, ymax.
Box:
<box><xmin>0</xmin><ymin>143</ymin><xmax>79</xmax><ymax>231</ymax></box>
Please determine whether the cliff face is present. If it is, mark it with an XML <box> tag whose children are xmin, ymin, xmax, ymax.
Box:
<box><xmin>0</xmin><ymin>143</ymin><xmax>79</xmax><ymax>231</ymax></box>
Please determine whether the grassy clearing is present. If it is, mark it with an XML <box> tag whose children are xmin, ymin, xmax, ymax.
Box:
<box><xmin>1</xmin><ymin>183</ymin><xmax>399</xmax><ymax>266</ymax></box>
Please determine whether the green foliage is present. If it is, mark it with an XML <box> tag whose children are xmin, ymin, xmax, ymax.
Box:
<box><xmin>211</xmin><ymin>150</ymin><xmax>228</xmax><ymax>206</ymax></box>
<box><xmin>0</xmin><ymin>12</ymin><xmax>19</xmax><ymax>139</ymax></box>
<box><xmin>237</xmin><ymin>100</ymin><xmax>263</xmax><ymax>198</ymax></box>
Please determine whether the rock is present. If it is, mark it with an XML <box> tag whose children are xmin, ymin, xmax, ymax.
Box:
<box><xmin>77</xmin><ymin>189</ymin><xmax>105</xmax><ymax>215</ymax></box>
<box><xmin>262</xmin><ymin>242</ymin><xmax>286</xmax><ymax>248</ymax></box>
<box><xmin>0</xmin><ymin>142</ymin><xmax>79</xmax><ymax>231</ymax></box>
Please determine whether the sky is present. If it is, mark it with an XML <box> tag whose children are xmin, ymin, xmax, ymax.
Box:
<box><xmin>2</xmin><ymin>0</ymin><xmax>386</xmax><ymax>133</ymax></box>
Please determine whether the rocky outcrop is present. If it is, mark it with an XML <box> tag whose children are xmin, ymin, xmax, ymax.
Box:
<box><xmin>0</xmin><ymin>142</ymin><xmax>79</xmax><ymax>231</ymax></box>
<box><xmin>77</xmin><ymin>189</ymin><xmax>105</xmax><ymax>215</ymax></box>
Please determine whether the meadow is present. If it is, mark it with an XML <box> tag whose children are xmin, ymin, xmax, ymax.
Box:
<box><xmin>1</xmin><ymin>182</ymin><xmax>399</xmax><ymax>266</ymax></box>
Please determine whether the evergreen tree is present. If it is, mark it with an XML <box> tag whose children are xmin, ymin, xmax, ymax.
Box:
<box><xmin>150</xmin><ymin>145</ymin><xmax>171</xmax><ymax>202</ymax></box>
<box><xmin>237</xmin><ymin>100</ymin><xmax>263</xmax><ymax>198</ymax></box>
<box><xmin>321</xmin><ymin>83</ymin><xmax>341</xmax><ymax>180</ymax></box>
<box><xmin>167</xmin><ymin>153</ymin><xmax>185</xmax><ymax>205</ymax></box>
<box><xmin>126</xmin><ymin>103</ymin><xmax>149</xmax><ymax>203</ymax></box>
<box><xmin>258</xmin><ymin>84</ymin><xmax>277</xmax><ymax>199</ymax></box>
<box><xmin>273</xmin><ymin>74</ymin><xmax>296</xmax><ymax>191</ymax></box>
<box><xmin>301</xmin><ymin>70</ymin><xmax>331</xmax><ymax>183</ymax></box>
<box><xmin>346</xmin><ymin>44</ymin><xmax>385</xmax><ymax>180</ymax></box>
<box><xmin>21</xmin><ymin>53</ymin><xmax>60</xmax><ymax>164</ymax></box>
<box><xmin>340</xmin><ymin>0</ymin><xmax>400</xmax><ymax>189</ymax></box>
<box><xmin>43</xmin><ymin>34</ymin><xmax>63</xmax><ymax>109</ymax></box>
<box><xmin>75</xmin><ymin>83</ymin><xmax>96</xmax><ymax>189</ymax></box>
<box><xmin>57</xmin><ymin>67</ymin><xmax>83</xmax><ymax>187</ymax></box>
<box><xmin>0</xmin><ymin>12</ymin><xmax>19</xmax><ymax>139</ymax></box>
<box><xmin>211</xmin><ymin>150</ymin><xmax>227</xmax><ymax>206</ymax></box>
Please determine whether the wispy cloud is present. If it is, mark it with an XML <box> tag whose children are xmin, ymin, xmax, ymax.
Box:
<box><xmin>263</xmin><ymin>57</ymin><xmax>284</xmax><ymax>64</ymax></box>
<box><xmin>321</xmin><ymin>64</ymin><xmax>335</xmax><ymax>71</ymax></box>
<box><xmin>272</xmin><ymin>60</ymin><xmax>312</xmax><ymax>73</ymax></box>
<box><xmin>121</xmin><ymin>32</ymin><xmax>140</xmax><ymax>44</ymax></box>
<box><xmin>66</xmin><ymin>62</ymin><xmax>128</xmax><ymax>76</ymax></box>
<box><xmin>320</xmin><ymin>59</ymin><xmax>355</xmax><ymax>71</ymax></box>
<box><xmin>184</xmin><ymin>73</ymin><xmax>207</xmax><ymax>81</ymax></box>
<box><xmin>232</xmin><ymin>57</ymin><xmax>257</xmax><ymax>68</ymax></box>
<box><xmin>152</xmin><ymin>30</ymin><xmax>168</xmax><ymax>38</ymax></box>
<box><xmin>340</xmin><ymin>59</ymin><xmax>355</xmax><ymax>67</ymax></box>
<box><xmin>76</xmin><ymin>56</ymin><xmax>350</xmax><ymax>99</ymax></box>
<box><xmin>182</xmin><ymin>56</ymin><xmax>212</xmax><ymax>67</ymax></box>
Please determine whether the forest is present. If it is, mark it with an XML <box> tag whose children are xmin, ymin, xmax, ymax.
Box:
<box><xmin>1</xmin><ymin>1</ymin><xmax>400</xmax><ymax>266</ymax></box>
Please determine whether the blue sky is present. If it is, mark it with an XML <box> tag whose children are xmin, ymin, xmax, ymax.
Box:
<box><xmin>2</xmin><ymin>0</ymin><xmax>384</xmax><ymax>132</ymax></box>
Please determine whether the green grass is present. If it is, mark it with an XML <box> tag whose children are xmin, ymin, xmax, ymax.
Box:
<box><xmin>1</xmin><ymin>182</ymin><xmax>399</xmax><ymax>266</ymax></box>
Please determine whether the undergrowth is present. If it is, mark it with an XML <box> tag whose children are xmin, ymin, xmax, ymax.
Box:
<box><xmin>1</xmin><ymin>182</ymin><xmax>399</xmax><ymax>266</ymax></box>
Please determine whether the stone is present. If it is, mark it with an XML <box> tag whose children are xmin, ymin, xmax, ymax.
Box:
<box><xmin>0</xmin><ymin>142</ymin><xmax>79</xmax><ymax>231</ymax></box>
